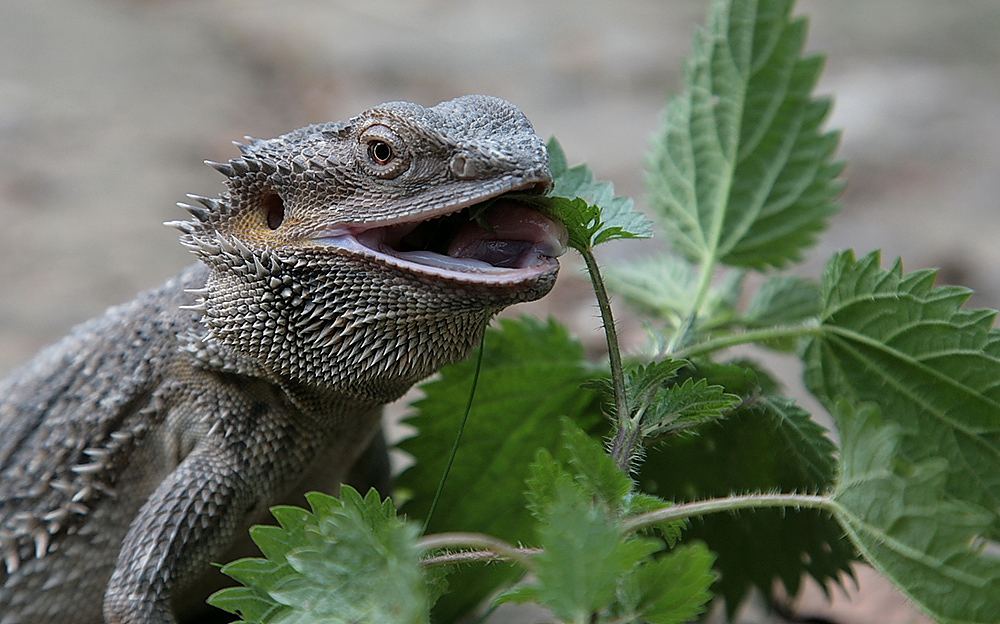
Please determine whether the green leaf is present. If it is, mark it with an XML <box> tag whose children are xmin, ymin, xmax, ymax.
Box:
<box><xmin>586</xmin><ymin>359</ymin><xmax>738</xmax><ymax>444</ymax></box>
<box><xmin>531</xmin><ymin>478</ymin><xmax>663</xmax><ymax>621</ymax></box>
<box><xmin>640</xmin><ymin>377</ymin><xmax>740</xmax><ymax>440</ymax></box>
<box><xmin>252</xmin><ymin>506</ymin><xmax>312</xmax><ymax>563</ymax></box>
<box><xmin>831</xmin><ymin>401</ymin><xmax>1000</xmax><ymax>624</ymax></box>
<box><xmin>210</xmin><ymin>488</ymin><xmax>428</xmax><ymax>624</ymax></box>
<box><xmin>743</xmin><ymin>274</ymin><xmax>821</xmax><ymax>327</ymax></box>
<box><xmin>396</xmin><ymin>316</ymin><xmax>602</xmax><ymax>620</ymax></box>
<box><xmin>517</xmin><ymin>438</ymin><xmax>709</xmax><ymax>623</ymax></box>
<box><xmin>618</xmin><ymin>542</ymin><xmax>717</xmax><ymax>624</ymax></box>
<box><xmin>804</xmin><ymin>250</ymin><xmax>1000</xmax><ymax>528</ymax></box>
<box><xmin>604</xmin><ymin>254</ymin><xmax>700</xmax><ymax>325</ymax></box>
<box><xmin>544</xmin><ymin>137</ymin><xmax>653</xmax><ymax>250</ymax></box>
<box><xmin>638</xmin><ymin>363</ymin><xmax>852</xmax><ymax>612</ymax></box>
<box><xmin>524</xmin><ymin>447</ymin><xmax>576</xmax><ymax>523</ymax></box>
<box><xmin>647</xmin><ymin>0</ymin><xmax>842</xmax><ymax>270</ymax></box>
<box><xmin>584</xmin><ymin>359</ymin><xmax>685</xmax><ymax>419</ymax></box>
<box><xmin>604</xmin><ymin>254</ymin><xmax>744</xmax><ymax>331</ymax></box>
<box><xmin>208</xmin><ymin>586</ymin><xmax>285</xmax><ymax>624</ymax></box>
<box><xmin>560</xmin><ymin>419</ymin><xmax>635</xmax><ymax>514</ymax></box>
<box><xmin>525</xmin><ymin>419</ymin><xmax>685</xmax><ymax>547</ymax></box>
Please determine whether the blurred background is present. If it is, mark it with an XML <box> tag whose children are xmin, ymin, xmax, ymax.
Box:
<box><xmin>2</xmin><ymin>1</ymin><xmax>998</xmax><ymax>622</ymax></box>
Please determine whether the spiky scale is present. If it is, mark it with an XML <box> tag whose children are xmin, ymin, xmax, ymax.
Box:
<box><xmin>233</xmin><ymin>238</ymin><xmax>254</xmax><ymax>260</ymax></box>
<box><xmin>167</xmin><ymin>219</ymin><xmax>197</xmax><ymax>234</ymax></box>
<box><xmin>217</xmin><ymin>236</ymin><xmax>238</xmax><ymax>255</ymax></box>
<box><xmin>253</xmin><ymin>256</ymin><xmax>267</xmax><ymax>277</ymax></box>
<box><xmin>177</xmin><ymin>203</ymin><xmax>211</xmax><ymax>222</ymax></box>
<box><xmin>229</xmin><ymin>158</ymin><xmax>249</xmax><ymax>175</ymax></box>
<box><xmin>259</xmin><ymin>158</ymin><xmax>277</xmax><ymax>175</ymax></box>
<box><xmin>206</xmin><ymin>160</ymin><xmax>236</xmax><ymax>177</ymax></box>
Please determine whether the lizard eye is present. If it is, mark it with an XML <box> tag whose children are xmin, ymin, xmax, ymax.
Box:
<box><xmin>368</xmin><ymin>141</ymin><xmax>393</xmax><ymax>165</ymax></box>
<box><xmin>359</xmin><ymin>124</ymin><xmax>409</xmax><ymax>179</ymax></box>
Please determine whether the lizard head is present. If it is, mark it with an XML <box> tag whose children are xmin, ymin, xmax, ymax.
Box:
<box><xmin>173</xmin><ymin>95</ymin><xmax>567</xmax><ymax>403</ymax></box>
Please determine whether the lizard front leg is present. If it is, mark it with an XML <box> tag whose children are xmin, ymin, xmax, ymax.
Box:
<box><xmin>101</xmin><ymin>379</ymin><xmax>380</xmax><ymax>624</ymax></box>
<box><xmin>102</xmin><ymin>438</ymin><xmax>255</xmax><ymax>624</ymax></box>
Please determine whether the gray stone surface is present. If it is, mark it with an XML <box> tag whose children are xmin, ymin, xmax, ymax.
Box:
<box><xmin>1</xmin><ymin>0</ymin><xmax>996</xmax><ymax>621</ymax></box>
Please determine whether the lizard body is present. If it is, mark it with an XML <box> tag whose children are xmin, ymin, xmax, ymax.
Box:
<box><xmin>0</xmin><ymin>95</ymin><xmax>566</xmax><ymax>623</ymax></box>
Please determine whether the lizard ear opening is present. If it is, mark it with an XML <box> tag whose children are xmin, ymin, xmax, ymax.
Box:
<box><xmin>263</xmin><ymin>194</ymin><xmax>285</xmax><ymax>230</ymax></box>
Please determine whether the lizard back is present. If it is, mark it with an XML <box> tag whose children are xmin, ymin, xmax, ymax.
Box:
<box><xmin>0</xmin><ymin>264</ymin><xmax>206</xmax><ymax>580</ymax></box>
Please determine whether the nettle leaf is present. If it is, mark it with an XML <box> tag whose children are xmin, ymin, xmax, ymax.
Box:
<box><xmin>544</xmin><ymin>137</ymin><xmax>653</xmax><ymax>250</ymax></box>
<box><xmin>832</xmin><ymin>401</ymin><xmax>1000</xmax><ymax>624</ymax></box>
<box><xmin>560</xmin><ymin>419</ymin><xmax>635</xmax><ymax>513</ymax></box>
<box><xmin>617</xmin><ymin>542</ymin><xmax>717</xmax><ymax>624</ymax></box>
<box><xmin>739</xmin><ymin>274</ymin><xmax>822</xmax><ymax>351</ymax></box>
<box><xmin>514</xmin><ymin>424</ymin><xmax>710</xmax><ymax>622</ymax></box>
<box><xmin>605</xmin><ymin>254</ymin><xmax>743</xmax><ymax>329</ymax></box>
<box><xmin>641</xmin><ymin>377</ymin><xmax>740</xmax><ymax>440</ymax></box>
<box><xmin>523</xmin><ymin>424</ymin><xmax>635</xmax><ymax>523</ymax></box>
<box><xmin>210</xmin><ymin>488</ymin><xmax>427</xmax><ymax>624</ymax></box>
<box><xmin>531</xmin><ymin>482</ymin><xmax>663</xmax><ymax>622</ymax></box>
<box><xmin>588</xmin><ymin>359</ymin><xmax>738</xmax><ymax>442</ymax></box>
<box><xmin>397</xmin><ymin>316</ymin><xmax>601</xmax><ymax>620</ymax></box>
<box><xmin>743</xmin><ymin>274</ymin><xmax>821</xmax><ymax>328</ymax></box>
<box><xmin>605</xmin><ymin>254</ymin><xmax>700</xmax><ymax>325</ymax></box>
<box><xmin>647</xmin><ymin>0</ymin><xmax>842</xmax><ymax>270</ymax></box>
<box><xmin>526</xmin><ymin>419</ymin><xmax>684</xmax><ymax>546</ymax></box>
<box><xmin>587</xmin><ymin>359</ymin><xmax>695</xmax><ymax>422</ymax></box>
<box><xmin>804</xmin><ymin>250</ymin><xmax>1000</xmax><ymax>530</ymax></box>
<box><xmin>585</xmin><ymin>359</ymin><xmax>686</xmax><ymax>420</ymax></box>
<box><xmin>638</xmin><ymin>363</ymin><xmax>851</xmax><ymax>613</ymax></box>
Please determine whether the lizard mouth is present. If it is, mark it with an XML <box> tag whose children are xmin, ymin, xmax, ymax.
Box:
<box><xmin>316</xmin><ymin>190</ymin><xmax>568</xmax><ymax>284</ymax></box>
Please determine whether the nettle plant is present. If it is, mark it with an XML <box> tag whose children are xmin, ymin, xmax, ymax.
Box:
<box><xmin>210</xmin><ymin>0</ymin><xmax>1000</xmax><ymax>623</ymax></box>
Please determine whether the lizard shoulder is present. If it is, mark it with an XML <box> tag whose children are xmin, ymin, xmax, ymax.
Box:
<box><xmin>0</xmin><ymin>263</ymin><xmax>208</xmax><ymax>576</ymax></box>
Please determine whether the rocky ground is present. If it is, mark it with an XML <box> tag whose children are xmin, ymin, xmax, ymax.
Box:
<box><xmin>3</xmin><ymin>0</ymin><xmax>998</xmax><ymax>621</ymax></box>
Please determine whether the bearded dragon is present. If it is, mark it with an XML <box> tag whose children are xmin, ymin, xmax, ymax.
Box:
<box><xmin>0</xmin><ymin>95</ymin><xmax>567</xmax><ymax>623</ymax></box>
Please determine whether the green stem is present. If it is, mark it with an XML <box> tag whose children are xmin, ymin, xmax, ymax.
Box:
<box><xmin>666</xmin><ymin>256</ymin><xmax>716</xmax><ymax>354</ymax></box>
<box><xmin>579</xmin><ymin>247</ymin><xmax>631</xmax><ymax>469</ymax></box>
<box><xmin>421</xmin><ymin>315</ymin><xmax>488</xmax><ymax>534</ymax></box>
<box><xmin>622</xmin><ymin>492</ymin><xmax>834</xmax><ymax>534</ymax></box>
<box><xmin>417</xmin><ymin>494</ymin><xmax>837</xmax><ymax>570</ymax></box>
<box><xmin>417</xmin><ymin>532</ymin><xmax>539</xmax><ymax>570</ymax></box>
<box><xmin>671</xmin><ymin>322</ymin><xmax>823</xmax><ymax>359</ymax></box>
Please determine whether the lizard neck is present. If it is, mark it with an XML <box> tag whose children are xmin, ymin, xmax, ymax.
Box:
<box><xmin>188</xmin><ymin>251</ymin><xmax>496</xmax><ymax>407</ymax></box>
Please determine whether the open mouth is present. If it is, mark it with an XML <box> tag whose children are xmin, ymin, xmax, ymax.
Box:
<box><xmin>315</xmin><ymin>189</ymin><xmax>568</xmax><ymax>283</ymax></box>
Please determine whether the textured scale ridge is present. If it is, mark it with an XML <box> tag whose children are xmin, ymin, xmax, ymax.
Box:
<box><xmin>0</xmin><ymin>95</ymin><xmax>564</xmax><ymax>623</ymax></box>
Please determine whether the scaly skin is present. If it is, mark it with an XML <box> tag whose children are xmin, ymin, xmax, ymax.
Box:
<box><xmin>0</xmin><ymin>95</ymin><xmax>566</xmax><ymax>623</ymax></box>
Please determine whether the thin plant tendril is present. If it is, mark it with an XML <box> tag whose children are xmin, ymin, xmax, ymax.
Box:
<box><xmin>421</xmin><ymin>313</ymin><xmax>489</xmax><ymax>534</ymax></box>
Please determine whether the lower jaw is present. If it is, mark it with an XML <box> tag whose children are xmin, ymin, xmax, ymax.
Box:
<box><xmin>314</xmin><ymin>232</ymin><xmax>561</xmax><ymax>289</ymax></box>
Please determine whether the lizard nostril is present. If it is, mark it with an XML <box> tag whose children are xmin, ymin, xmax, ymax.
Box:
<box><xmin>450</xmin><ymin>154</ymin><xmax>476</xmax><ymax>179</ymax></box>
<box><xmin>263</xmin><ymin>194</ymin><xmax>285</xmax><ymax>230</ymax></box>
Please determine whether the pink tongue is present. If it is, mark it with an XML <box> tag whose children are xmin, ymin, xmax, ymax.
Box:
<box><xmin>447</xmin><ymin>201</ymin><xmax>568</xmax><ymax>268</ymax></box>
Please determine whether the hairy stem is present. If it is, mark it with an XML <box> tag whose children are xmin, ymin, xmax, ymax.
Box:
<box><xmin>418</xmin><ymin>494</ymin><xmax>836</xmax><ymax>569</ymax></box>
<box><xmin>579</xmin><ymin>247</ymin><xmax>634</xmax><ymax>471</ymax></box>
<box><xmin>418</xmin><ymin>532</ymin><xmax>539</xmax><ymax>570</ymax></box>
<box><xmin>621</xmin><ymin>492</ymin><xmax>834</xmax><ymax>534</ymax></box>
<box><xmin>672</xmin><ymin>322</ymin><xmax>823</xmax><ymax>359</ymax></box>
